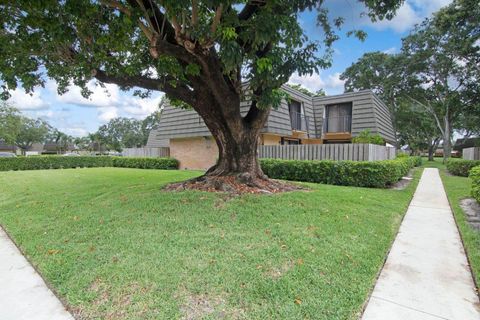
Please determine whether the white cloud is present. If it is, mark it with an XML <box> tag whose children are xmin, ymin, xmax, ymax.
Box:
<box><xmin>62</xmin><ymin>127</ymin><xmax>89</xmax><ymax>137</ymax></box>
<box><xmin>48</xmin><ymin>80</ymin><xmax>120</xmax><ymax>109</ymax></box>
<box><xmin>7</xmin><ymin>88</ymin><xmax>49</xmax><ymax>110</ymax></box>
<box><xmin>383</xmin><ymin>47</ymin><xmax>398</xmax><ymax>54</ymax></box>
<box><xmin>98</xmin><ymin>107</ymin><xmax>118</xmax><ymax>122</ymax></box>
<box><xmin>123</xmin><ymin>93</ymin><xmax>164</xmax><ymax>118</ymax></box>
<box><xmin>288</xmin><ymin>72</ymin><xmax>345</xmax><ymax>95</ymax></box>
<box><xmin>289</xmin><ymin>72</ymin><xmax>325</xmax><ymax>93</ymax></box>
<box><xmin>369</xmin><ymin>2</ymin><xmax>421</xmax><ymax>33</ymax></box>
<box><xmin>46</xmin><ymin>79</ymin><xmax>163</xmax><ymax>122</ymax></box>
<box><xmin>325</xmin><ymin>0</ymin><xmax>453</xmax><ymax>34</ymax></box>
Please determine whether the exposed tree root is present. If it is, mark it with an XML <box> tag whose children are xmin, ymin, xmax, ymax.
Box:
<box><xmin>164</xmin><ymin>173</ymin><xmax>302</xmax><ymax>195</ymax></box>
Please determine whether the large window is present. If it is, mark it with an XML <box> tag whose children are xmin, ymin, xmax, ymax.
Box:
<box><xmin>325</xmin><ymin>103</ymin><xmax>352</xmax><ymax>133</ymax></box>
<box><xmin>289</xmin><ymin>100</ymin><xmax>304</xmax><ymax>131</ymax></box>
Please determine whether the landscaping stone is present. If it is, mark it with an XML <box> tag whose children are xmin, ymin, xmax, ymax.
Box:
<box><xmin>460</xmin><ymin>198</ymin><xmax>480</xmax><ymax>231</ymax></box>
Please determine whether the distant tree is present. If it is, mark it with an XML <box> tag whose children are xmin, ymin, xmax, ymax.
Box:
<box><xmin>15</xmin><ymin>117</ymin><xmax>50</xmax><ymax>154</ymax></box>
<box><xmin>287</xmin><ymin>84</ymin><xmax>326</xmax><ymax>97</ymax></box>
<box><xmin>395</xmin><ymin>99</ymin><xmax>442</xmax><ymax>160</ymax></box>
<box><xmin>46</xmin><ymin>129</ymin><xmax>74</xmax><ymax>153</ymax></box>
<box><xmin>73</xmin><ymin>136</ymin><xmax>91</xmax><ymax>151</ymax></box>
<box><xmin>0</xmin><ymin>102</ymin><xmax>21</xmax><ymax>145</ymax></box>
<box><xmin>340</xmin><ymin>52</ymin><xmax>407</xmax><ymax>147</ymax></box>
<box><xmin>401</xmin><ymin>0</ymin><xmax>480</xmax><ymax>162</ymax></box>
<box><xmin>96</xmin><ymin>117</ymin><xmax>144</xmax><ymax>152</ymax></box>
<box><xmin>351</xmin><ymin>129</ymin><xmax>384</xmax><ymax>145</ymax></box>
<box><xmin>141</xmin><ymin>97</ymin><xmax>165</xmax><ymax>145</ymax></box>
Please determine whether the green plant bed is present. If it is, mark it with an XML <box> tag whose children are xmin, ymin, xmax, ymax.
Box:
<box><xmin>470</xmin><ymin>166</ymin><xmax>480</xmax><ymax>203</ymax></box>
<box><xmin>260</xmin><ymin>156</ymin><xmax>421</xmax><ymax>188</ymax></box>
<box><xmin>446</xmin><ymin>159</ymin><xmax>480</xmax><ymax>177</ymax></box>
<box><xmin>0</xmin><ymin>167</ymin><xmax>420</xmax><ymax>319</ymax></box>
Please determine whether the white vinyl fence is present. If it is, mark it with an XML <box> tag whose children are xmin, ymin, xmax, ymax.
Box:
<box><xmin>258</xmin><ymin>144</ymin><xmax>396</xmax><ymax>161</ymax></box>
<box><xmin>463</xmin><ymin>147</ymin><xmax>480</xmax><ymax>160</ymax></box>
<box><xmin>122</xmin><ymin>147</ymin><xmax>170</xmax><ymax>158</ymax></box>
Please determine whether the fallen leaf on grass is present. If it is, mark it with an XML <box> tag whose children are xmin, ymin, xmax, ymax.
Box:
<box><xmin>47</xmin><ymin>249</ymin><xmax>61</xmax><ymax>255</ymax></box>
<box><xmin>294</xmin><ymin>298</ymin><xmax>302</xmax><ymax>305</ymax></box>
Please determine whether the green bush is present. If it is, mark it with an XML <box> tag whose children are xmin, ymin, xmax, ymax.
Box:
<box><xmin>351</xmin><ymin>129</ymin><xmax>385</xmax><ymax>145</ymax></box>
<box><xmin>446</xmin><ymin>159</ymin><xmax>480</xmax><ymax>177</ymax></box>
<box><xmin>0</xmin><ymin>156</ymin><xmax>178</xmax><ymax>171</ymax></box>
<box><xmin>260</xmin><ymin>156</ymin><xmax>421</xmax><ymax>188</ymax></box>
<box><xmin>470</xmin><ymin>166</ymin><xmax>480</xmax><ymax>203</ymax></box>
<box><xmin>112</xmin><ymin>157</ymin><xmax>179</xmax><ymax>170</ymax></box>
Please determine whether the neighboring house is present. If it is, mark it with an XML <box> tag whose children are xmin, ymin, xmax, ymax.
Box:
<box><xmin>0</xmin><ymin>140</ymin><xmax>17</xmax><ymax>153</ymax></box>
<box><xmin>453</xmin><ymin>137</ymin><xmax>480</xmax><ymax>152</ymax></box>
<box><xmin>147</xmin><ymin>87</ymin><xmax>395</xmax><ymax>169</ymax></box>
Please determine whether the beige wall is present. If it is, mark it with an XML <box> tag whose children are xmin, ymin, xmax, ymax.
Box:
<box><xmin>171</xmin><ymin>134</ymin><xmax>323</xmax><ymax>170</ymax></box>
<box><xmin>262</xmin><ymin>134</ymin><xmax>281</xmax><ymax>145</ymax></box>
<box><xmin>170</xmin><ymin>137</ymin><xmax>218</xmax><ymax>170</ymax></box>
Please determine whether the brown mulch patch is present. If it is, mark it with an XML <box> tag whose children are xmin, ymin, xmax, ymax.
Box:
<box><xmin>164</xmin><ymin>176</ymin><xmax>304</xmax><ymax>195</ymax></box>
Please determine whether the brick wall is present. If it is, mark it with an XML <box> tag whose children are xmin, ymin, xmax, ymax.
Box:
<box><xmin>170</xmin><ymin>137</ymin><xmax>218</xmax><ymax>170</ymax></box>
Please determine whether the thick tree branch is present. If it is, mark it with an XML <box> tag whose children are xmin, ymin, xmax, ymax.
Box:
<box><xmin>93</xmin><ymin>69</ymin><xmax>197</xmax><ymax>106</ymax></box>
<box><xmin>238</xmin><ymin>1</ymin><xmax>266</xmax><ymax>20</ymax></box>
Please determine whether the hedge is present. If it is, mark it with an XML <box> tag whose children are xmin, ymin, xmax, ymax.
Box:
<box><xmin>446</xmin><ymin>159</ymin><xmax>480</xmax><ymax>177</ymax></box>
<box><xmin>260</xmin><ymin>156</ymin><xmax>422</xmax><ymax>188</ymax></box>
<box><xmin>470</xmin><ymin>166</ymin><xmax>480</xmax><ymax>203</ymax></box>
<box><xmin>0</xmin><ymin>156</ymin><xmax>178</xmax><ymax>171</ymax></box>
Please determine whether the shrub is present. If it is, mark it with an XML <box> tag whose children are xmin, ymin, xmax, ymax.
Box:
<box><xmin>260</xmin><ymin>156</ymin><xmax>421</xmax><ymax>188</ymax></box>
<box><xmin>470</xmin><ymin>166</ymin><xmax>480</xmax><ymax>203</ymax></box>
<box><xmin>112</xmin><ymin>157</ymin><xmax>179</xmax><ymax>169</ymax></box>
<box><xmin>351</xmin><ymin>129</ymin><xmax>385</xmax><ymax>145</ymax></box>
<box><xmin>0</xmin><ymin>156</ymin><xmax>178</xmax><ymax>171</ymax></box>
<box><xmin>446</xmin><ymin>159</ymin><xmax>480</xmax><ymax>177</ymax></box>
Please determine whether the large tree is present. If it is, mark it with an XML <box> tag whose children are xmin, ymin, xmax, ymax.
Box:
<box><xmin>0</xmin><ymin>102</ymin><xmax>22</xmax><ymax>145</ymax></box>
<box><xmin>15</xmin><ymin>117</ymin><xmax>50</xmax><ymax>154</ymax></box>
<box><xmin>401</xmin><ymin>0</ymin><xmax>480</xmax><ymax>162</ymax></box>
<box><xmin>0</xmin><ymin>0</ymin><xmax>402</xmax><ymax>190</ymax></box>
<box><xmin>96</xmin><ymin>117</ymin><xmax>145</xmax><ymax>151</ymax></box>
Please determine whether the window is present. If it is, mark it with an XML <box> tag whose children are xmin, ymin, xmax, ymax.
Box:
<box><xmin>281</xmin><ymin>137</ymin><xmax>301</xmax><ymax>145</ymax></box>
<box><xmin>289</xmin><ymin>100</ymin><xmax>304</xmax><ymax>131</ymax></box>
<box><xmin>325</xmin><ymin>103</ymin><xmax>352</xmax><ymax>133</ymax></box>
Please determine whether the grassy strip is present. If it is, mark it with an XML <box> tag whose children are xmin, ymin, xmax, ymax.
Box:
<box><xmin>422</xmin><ymin>158</ymin><xmax>480</xmax><ymax>288</ymax></box>
<box><xmin>0</xmin><ymin>168</ymin><xmax>421</xmax><ymax>319</ymax></box>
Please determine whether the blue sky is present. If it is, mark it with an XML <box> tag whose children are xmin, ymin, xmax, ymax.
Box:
<box><xmin>6</xmin><ymin>0</ymin><xmax>451</xmax><ymax>137</ymax></box>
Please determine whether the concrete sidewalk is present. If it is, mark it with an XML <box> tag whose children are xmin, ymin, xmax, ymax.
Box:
<box><xmin>0</xmin><ymin>227</ymin><xmax>74</xmax><ymax>320</ymax></box>
<box><xmin>362</xmin><ymin>168</ymin><xmax>480</xmax><ymax>320</ymax></box>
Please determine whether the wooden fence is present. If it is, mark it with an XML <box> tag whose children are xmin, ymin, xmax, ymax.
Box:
<box><xmin>463</xmin><ymin>147</ymin><xmax>480</xmax><ymax>160</ymax></box>
<box><xmin>258</xmin><ymin>144</ymin><xmax>396</xmax><ymax>161</ymax></box>
<box><xmin>122</xmin><ymin>147</ymin><xmax>170</xmax><ymax>158</ymax></box>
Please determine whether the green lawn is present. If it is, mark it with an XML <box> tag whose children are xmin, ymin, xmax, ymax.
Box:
<box><xmin>422</xmin><ymin>158</ymin><xmax>480</xmax><ymax>287</ymax></box>
<box><xmin>0</xmin><ymin>168</ymin><xmax>421</xmax><ymax>319</ymax></box>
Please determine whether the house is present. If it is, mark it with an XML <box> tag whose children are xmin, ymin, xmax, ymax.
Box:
<box><xmin>147</xmin><ymin>87</ymin><xmax>395</xmax><ymax>169</ymax></box>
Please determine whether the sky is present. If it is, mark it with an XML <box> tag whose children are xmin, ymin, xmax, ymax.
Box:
<box><xmin>6</xmin><ymin>0</ymin><xmax>452</xmax><ymax>137</ymax></box>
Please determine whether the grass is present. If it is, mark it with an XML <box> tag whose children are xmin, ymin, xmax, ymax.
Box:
<box><xmin>0</xmin><ymin>167</ymin><xmax>421</xmax><ymax>319</ymax></box>
<box><xmin>422</xmin><ymin>158</ymin><xmax>480</xmax><ymax>288</ymax></box>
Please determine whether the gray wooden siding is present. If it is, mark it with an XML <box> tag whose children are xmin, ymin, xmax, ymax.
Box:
<box><xmin>463</xmin><ymin>147</ymin><xmax>480</xmax><ymax>160</ymax></box>
<box><xmin>147</xmin><ymin>88</ymin><xmax>395</xmax><ymax>145</ymax></box>
<box><xmin>371</xmin><ymin>93</ymin><xmax>396</xmax><ymax>144</ymax></box>
<box><xmin>122</xmin><ymin>147</ymin><xmax>170</xmax><ymax>157</ymax></box>
<box><xmin>145</xmin><ymin>128</ymin><xmax>169</xmax><ymax>148</ymax></box>
<box><xmin>312</xmin><ymin>90</ymin><xmax>395</xmax><ymax>144</ymax></box>
<box><xmin>258</xmin><ymin>144</ymin><xmax>396</xmax><ymax>161</ymax></box>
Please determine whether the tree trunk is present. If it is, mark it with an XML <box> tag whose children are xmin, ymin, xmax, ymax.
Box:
<box><xmin>166</xmin><ymin>97</ymin><xmax>297</xmax><ymax>193</ymax></box>
<box><xmin>442</xmin><ymin>116</ymin><xmax>452</xmax><ymax>164</ymax></box>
